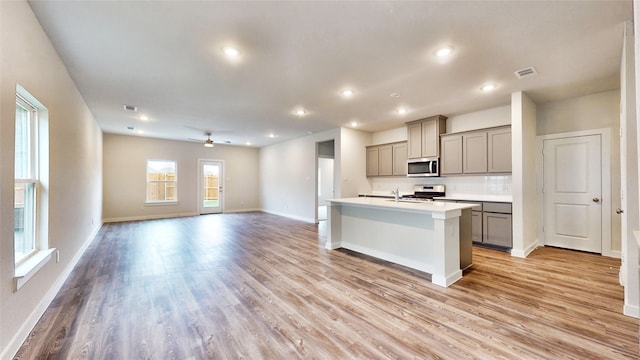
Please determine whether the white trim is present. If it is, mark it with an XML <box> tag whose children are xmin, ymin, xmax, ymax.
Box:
<box><xmin>14</xmin><ymin>248</ymin><xmax>55</xmax><ymax>290</ymax></box>
<box><xmin>511</xmin><ymin>241</ymin><xmax>539</xmax><ymax>258</ymax></box>
<box><xmin>103</xmin><ymin>212</ymin><xmax>198</xmax><ymax>223</ymax></box>
<box><xmin>223</xmin><ymin>208</ymin><xmax>261</xmax><ymax>213</ymax></box>
<box><xmin>197</xmin><ymin>158</ymin><xmax>225</xmax><ymax>215</ymax></box>
<box><xmin>2</xmin><ymin>223</ymin><xmax>102</xmax><ymax>360</ymax></box>
<box><xmin>536</xmin><ymin>128</ymin><xmax>614</xmax><ymax>257</ymax></box>
<box><xmin>260</xmin><ymin>209</ymin><xmax>316</xmax><ymax>223</ymax></box>
<box><xmin>144</xmin><ymin>201</ymin><xmax>179</xmax><ymax>206</ymax></box>
<box><xmin>623</xmin><ymin>304</ymin><xmax>640</xmax><ymax>318</ymax></box>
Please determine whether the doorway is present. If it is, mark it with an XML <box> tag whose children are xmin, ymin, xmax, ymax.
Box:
<box><xmin>198</xmin><ymin>159</ymin><xmax>224</xmax><ymax>214</ymax></box>
<box><xmin>539</xmin><ymin>129</ymin><xmax>611</xmax><ymax>254</ymax></box>
<box><xmin>316</xmin><ymin>140</ymin><xmax>335</xmax><ymax>222</ymax></box>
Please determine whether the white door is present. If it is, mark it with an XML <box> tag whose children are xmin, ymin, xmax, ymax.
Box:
<box><xmin>543</xmin><ymin>135</ymin><xmax>602</xmax><ymax>253</ymax></box>
<box><xmin>199</xmin><ymin>159</ymin><xmax>223</xmax><ymax>214</ymax></box>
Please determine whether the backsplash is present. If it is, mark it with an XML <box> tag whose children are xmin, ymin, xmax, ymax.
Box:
<box><xmin>369</xmin><ymin>175</ymin><xmax>512</xmax><ymax>197</ymax></box>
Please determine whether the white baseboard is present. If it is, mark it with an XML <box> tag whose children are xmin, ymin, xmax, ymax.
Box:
<box><xmin>103</xmin><ymin>212</ymin><xmax>198</xmax><ymax>223</ymax></box>
<box><xmin>224</xmin><ymin>208</ymin><xmax>261</xmax><ymax>213</ymax></box>
<box><xmin>511</xmin><ymin>240</ymin><xmax>539</xmax><ymax>258</ymax></box>
<box><xmin>603</xmin><ymin>249</ymin><xmax>622</xmax><ymax>259</ymax></box>
<box><xmin>261</xmin><ymin>209</ymin><xmax>315</xmax><ymax>223</ymax></box>
<box><xmin>624</xmin><ymin>304</ymin><xmax>639</xmax><ymax>318</ymax></box>
<box><xmin>1</xmin><ymin>223</ymin><xmax>102</xmax><ymax>360</ymax></box>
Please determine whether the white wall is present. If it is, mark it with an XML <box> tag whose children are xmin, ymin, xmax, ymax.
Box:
<box><xmin>537</xmin><ymin>90</ymin><xmax>622</xmax><ymax>253</ymax></box>
<box><xmin>447</xmin><ymin>105</ymin><xmax>511</xmax><ymax>133</ymax></box>
<box><xmin>259</xmin><ymin>127</ymin><xmax>371</xmax><ymax>222</ymax></box>
<box><xmin>103</xmin><ymin>134</ymin><xmax>260</xmax><ymax>222</ymax></box>
<box><xmin>511</xmin><ymin>92</ymin><xmax>538</xmax><ymax>258</ymax></box>
<box><xmin>318</xmin><ymin>158</ymin><xmax>334</xmax><ymax>205</ymax></box>
<box><xmin>1</xmin><ymin>1</ymin><xmax>103</xmax><ymax>357</ymax></box>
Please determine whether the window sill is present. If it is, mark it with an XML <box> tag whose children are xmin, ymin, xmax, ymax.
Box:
<box><xmin>145</xmin><ymin>201</ymin><xmax>179</xmax><ymax>207</ymax></box>
<box><xmin>14</xmin><ymin>248</ymin><xmax>56</xmax><ymax>291</ymax></box>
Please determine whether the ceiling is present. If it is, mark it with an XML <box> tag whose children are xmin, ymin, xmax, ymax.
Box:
<box><xmin>28</xmin><ymin>1</ymin><xmax>632</xmax><ymax>147</ymax></box>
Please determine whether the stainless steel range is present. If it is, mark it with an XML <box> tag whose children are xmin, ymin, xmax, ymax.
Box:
<box><xmin>400</xmin><ymin>184</ymin><xmax>445</xmax><ymax>201</ymax></box>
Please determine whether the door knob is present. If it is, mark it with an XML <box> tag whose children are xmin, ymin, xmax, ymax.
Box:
<box><xmin>592</xmin><ymin>197</ymin><xmax>600</xmax><ymax>203</ymax></box>
<box><xmin>616</xmin><ymin>208</ymin><xmax>624</xmax><ymax>214</ymax></box>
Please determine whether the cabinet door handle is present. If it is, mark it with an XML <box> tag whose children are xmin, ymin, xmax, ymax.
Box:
<box><xmin>592</xmin><ymin>197</ymin><xmax>600</xmax><ymax>203</ymax></box>
<box><xmin>616</xmin><ymin>208</ymin><xmax>624</xmax><ymax>214</ymax></box>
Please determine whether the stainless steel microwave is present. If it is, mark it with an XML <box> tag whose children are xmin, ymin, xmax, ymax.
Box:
<box><xmin>407</xmin><ymin>158</ymin><xmax>439</xmax><ymax>177</ymax></box>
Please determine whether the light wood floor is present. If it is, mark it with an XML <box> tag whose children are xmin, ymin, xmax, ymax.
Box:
<box><xmin>15</xmin><ymin>212</ymin><xmax>639</xmax><ymax>359</ymax></box>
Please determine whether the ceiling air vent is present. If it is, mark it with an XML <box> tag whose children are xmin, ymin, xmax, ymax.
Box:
<box><xmin>123</xmin><ymin>104</ymin><xmax>137</xmax><ymax>112</ymax></box>
<box><xmin>514</xmin><ymin>67</ymin><xmax>537</xmax><ymax>79</ymax></box>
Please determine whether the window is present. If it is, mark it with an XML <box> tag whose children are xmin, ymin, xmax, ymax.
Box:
<box><xmin>15</xmin><ymin>96</ymin><xmax>38</xmax><ymax>264</ymax></box>
<box><xmin>14</xmin><ymin>85</ymin><xmax>52</xmax><ymax>290</ymax></box>
<box><xmin>146</xmin><ymin>160</ymin><xmax>177</xmax><ymax>203</ymax></box>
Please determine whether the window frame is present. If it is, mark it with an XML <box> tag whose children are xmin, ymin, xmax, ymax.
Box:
<box><xmin>145</xmin><ymin>159</ymin><xmax>178</xmax><ymax>204</ymax></box>
<box><xmin>13</xmin><ymin>84</ymin><xmax>53</xmax><ymax>291</ymax></box>
<box><xmin>15</xmin><ymin>95</ymin><xmax>39</xmax><ymax>265</ymax></box>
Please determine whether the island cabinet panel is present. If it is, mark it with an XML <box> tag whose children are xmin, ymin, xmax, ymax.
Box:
<box><xmin>462</xmin><ymin>131</ymin><xmax>488</xmax><ymax>173</ymax></box>
<box><xmin>487</xmin><ymin>127</ymin><xmax>512</xmax><ymax>173</ymax></box>
<box><xmin>366</xmin><ymin>141</ymin><xmax>407</xmax><ymax>177</ymax></box>
<box><xmin>471</xmin><ymin>211</ymin><xmax>483</xmax><ymax>243</ymax></box>
<box><xmin>392</xmin><ymin>142</ymin><xmax>408</xmax><ymax>176</ymax></box>
<box><xmin>440</xmin><ymin>134</ymin><xmax>463</xmax><ymax>175</ymax></box>
<box><xmin>406</xmin><ymin>115</ymin><xmax>447</xmax><ymax>159</ymax></box>
<box><xmin>366</xmin><ymin>147</ymin><xmax>379</xmax><ymax>177</ymax></box>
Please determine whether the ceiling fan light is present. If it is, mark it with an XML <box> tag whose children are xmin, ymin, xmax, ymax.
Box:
<box><xmin>204</xmin><ymin>134</ymin><xmax>215</xmax><ymax>147</ymax></box>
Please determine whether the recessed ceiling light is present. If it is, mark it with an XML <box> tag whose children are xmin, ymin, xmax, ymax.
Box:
<box><xmin>137</xmin><ymin>130</ymin><xmax>144</xmax><ymax>134</ymax></box>
<box><xmin>246</xmin><ymin>141</ymin><xmax>252</xmax><ymax>146</ymax></box>
<box><xmin>481</xmin><ymin>83</ymin><xmax>497</xmax><ymax>92</ymax></box>
<box><xmin>396</xmin><ymin>107</ymin><xmax>409</xmax><ymax>115</ymax></box>
<box><xmin>389</xmin><ymin>92</ymin><xmax>401</xmax><ymax>98</ymax></box>
<box><xmin>341</xmin><ymin>89</ymin><xmax>354</xmax><ymax>97</ymax></box>
<box><xmin>351</xmin><ymin>121</ymin><xmax>358</xmax><ymax>127</ymax></box>
<box><xmin>436</xmin><ymin>47</ymin><xmax>453</xmax><ymax>57</ymax></box>
<box><xmin>223</xmin><ymin>47</ymin><xmax>240</xmax><ymax>58</ymax></box>
<box><xmin>295</xmin><ymin>109</ymin><xmax>307</xmax><ymax>116</ymax></box>
<box><xmin>268</xmin><ymin>133</ymin><xmax>276</xmax><ymax>138</ymax></box>
<box><xmin>139</xmin><ymin>115</ymin><xmax>149</xmax><ymax>121</ymax></box>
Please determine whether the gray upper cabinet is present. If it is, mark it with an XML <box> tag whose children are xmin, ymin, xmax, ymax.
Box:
<box><xmin>366</xmin><ymin>141</ymin><xmax>407</xmax><ymax>177</ymax></box>
<box><xmin>487</xmin><ymin>127</ymin><xmax>512</xmax><ymax>173</ymax></box>
<box><xmin>366</xmin><ymin>147</ymin><xmax>379</xmax><ymax>177</ymax></box>
<box><xmin>392</xmin><ymin>142</ymin><xmax>408</xmax><ymax>176</ymax></box>
<box><xmin>462</xmin><ymin>131</ymin><xmax>487</xmax><ymax>174</ymax></box>
<box><xmin>440</xmin><ymin>134</ymin><xmax>462</xmax><ymax>175</ymax></box>
<box><xmin>378</xmin><ymin>144</ymin><xmax>393</xmax><ymax>176</ymax></box>
<box><xmin>406</xmin><ymin>115</ymin><xmax>447</xmax><ymax>159</ymax></box>
<box><xmin>440</xmin><ymin>125</ymin><xmax>511</xmax><ymax>176</ymax></box>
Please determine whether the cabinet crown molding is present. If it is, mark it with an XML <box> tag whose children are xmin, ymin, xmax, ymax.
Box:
<box><xmin>405</xmin><ymin>114</ymin><xmax>448</xmax><ymax>126</ymax></box>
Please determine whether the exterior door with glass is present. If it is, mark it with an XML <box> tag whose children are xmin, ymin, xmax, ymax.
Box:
<box><xmin>199</xmin><ymin>159</ymin><xmax>223</xmax><ymax>214</ymax></box>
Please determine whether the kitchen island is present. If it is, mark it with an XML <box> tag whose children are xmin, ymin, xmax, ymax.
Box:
<box><xmin>326</xmin><ymin>197</ymin><xmax>476</xmax><ymax>287</ymax></box>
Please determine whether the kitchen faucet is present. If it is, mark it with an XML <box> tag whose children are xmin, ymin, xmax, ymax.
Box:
<box><xmin>391</xmin><ymin>187</ymin><xmax>399</xmax><ymax>202</ymax></box>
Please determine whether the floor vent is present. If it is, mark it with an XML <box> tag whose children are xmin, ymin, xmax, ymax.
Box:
<box><xmin>514</xmin><ymin>66</ymin><xmax>538</xmax><ymax>79</ymax></box>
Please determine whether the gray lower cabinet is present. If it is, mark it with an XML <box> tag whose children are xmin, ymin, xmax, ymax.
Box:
<box><xmin>482</xmin><ymin>202</ymin><xmax>512</xmax><ymax>248</ymax></box>
<box><xmin>458</xmin><ymin>200</ymin><xmax>512</xmax><ymax>249</ymax></box>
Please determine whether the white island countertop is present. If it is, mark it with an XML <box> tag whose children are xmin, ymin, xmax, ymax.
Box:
<box><xmin>327</xmin><ymin>197</ymin><xmax>475</xmax><ymax>287</ymax></box>
<box><xmin>329</xmin><ymin>197</ymin><xmax>477</xmax><ymax>217</ymax></box>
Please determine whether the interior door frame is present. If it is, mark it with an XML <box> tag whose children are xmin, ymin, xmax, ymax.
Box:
<box><xmin>536</xmin><ymin>128</ymin><xmax>616</xmax><ymax>257</ymax></box>
<box><xmin>197</xmin><ymin>158</ymin><xmax>225</xmax><ymax>214</ymax></box>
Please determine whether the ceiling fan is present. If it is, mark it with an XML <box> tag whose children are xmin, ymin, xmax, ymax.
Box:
<box><xmin>186</xmin><ymin>132</ymin><xmax>232</xmax><ymax>147</ymax></box>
